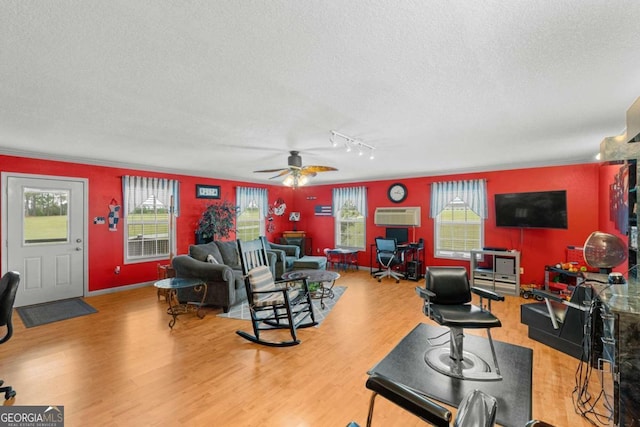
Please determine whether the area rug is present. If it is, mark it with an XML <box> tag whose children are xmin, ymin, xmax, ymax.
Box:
<box><xmin>17</xmin><ymin>298</ymin><xmax>98</xmax><ymax>328</ymax></box>
<box><xmin>218</xmin><ymin>286</ymin><xmax>346</xmax><ymax>326</ymax></box>
<box><xmin>369</xmin><ymin>323</ymin><xmax>533</xmax><ymax>427</ymax></box>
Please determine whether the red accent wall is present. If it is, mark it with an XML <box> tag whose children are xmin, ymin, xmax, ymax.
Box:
<box><xmin>296</xmin><ymin>163</ymin><xmax>605</xmax><ymax>287</ymax></box>
<box><xmin>1</xmin><ymin>153</ymin><xmax>615</xmax><ymax>291</ymax></box>
<box><xmin>0</xmin><ymin>154</ymin><xmax>290</xmax><ymax>292</ymax></box>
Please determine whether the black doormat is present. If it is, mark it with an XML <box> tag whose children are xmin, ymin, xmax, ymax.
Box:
<box><xmin>369</xmin><ymin>323</ymin><xmax>533</xmax><ymax>427</ymax></box>
<box><xmin>17</xmin><ymin>298</ymin><xmax>98</xmax><ymax>328</ymax></box>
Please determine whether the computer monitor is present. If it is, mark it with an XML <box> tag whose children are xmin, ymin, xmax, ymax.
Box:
<box><xmin>385</xmin><ymin>227</ymin><xmax>409</xmax><ymax>244</ymax></box>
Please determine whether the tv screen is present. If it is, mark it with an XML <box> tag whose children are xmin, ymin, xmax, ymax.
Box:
<box><xmin>495</xmin><ymin>190</ymin><xmax>568</xmax><ymax>229</ymax></box>
<box><xmin>385</xmin><ymin>227</ymin><xmax>409</xmax><ymax>244</ymax></box>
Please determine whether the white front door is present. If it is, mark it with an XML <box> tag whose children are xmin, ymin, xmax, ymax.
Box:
<box><xmin>3</xmin><ymin>174</ymin><xmax>87</xmax><ymax>307</ymax></box>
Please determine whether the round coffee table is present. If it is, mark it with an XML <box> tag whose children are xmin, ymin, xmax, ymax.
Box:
<box><xmin>281</xmin><ymin>269</ymin><xmax>340</xmax><ymax>309</ymax></box>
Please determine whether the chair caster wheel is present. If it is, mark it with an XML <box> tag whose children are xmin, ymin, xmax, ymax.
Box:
<box><xmin>396</xmin><ymin>280</ymin><xmax>399</xmax><ymax>283</ymax></box>
<box><xmin>377</xmin><ymin>279</ymin><xmax>381</xmax><ymax>282</ymax></box>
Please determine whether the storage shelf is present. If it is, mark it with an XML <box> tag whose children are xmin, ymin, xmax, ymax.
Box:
<box><xmin>470</xmin><ymin>249</ymin><xmax>520</xmax><ymax>296</ymax></box>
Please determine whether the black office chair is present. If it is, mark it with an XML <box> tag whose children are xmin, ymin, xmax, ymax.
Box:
<box><xmin>374</xmin><ymin>237</ymin><xmax>403</xmax><ymax>283</ymax></box>
<box><xmin>0</xmin><ymin>271</ymin><xmax>20</xmax><ymax>403</ymax></box>
<box><xmin>356</xmin><ymin>373</ymin><xmax>497</xmax><ymax>427</ymax></box>
<box><xmin>415</xmin><ymin>267</ymin><xmax>504</xmax><ymax>381</ymax></box>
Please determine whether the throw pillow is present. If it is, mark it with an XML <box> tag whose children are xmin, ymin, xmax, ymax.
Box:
<box><xmin>206</xmin><ymin>254</ymin><xmax>219</xmax><ymax>264</ymax></box>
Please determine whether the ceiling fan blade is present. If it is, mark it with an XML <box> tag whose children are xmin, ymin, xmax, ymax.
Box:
<box><xmin>254</xmin><ymin>168</ymin><xmax>289</xmax><ymax>173</ymax></box>
<box><xmin>299</xmin><ymin>171</ymin><xmax>318</xmax><ymax>178</ymax></box>
<box><xmin>270</xmin><ymin>170</ymin><xmax>292</xmax><ymax>179</ymax></box>
<box><xmin>302</xmin><ymin>165</ymin><xmax>338</xmax><ymax>173</ymax></box>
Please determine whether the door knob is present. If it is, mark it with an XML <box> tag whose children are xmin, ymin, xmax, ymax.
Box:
<box><xmin>76</xmin><ymin>238</ymin><xmax>82</xmax><ymax>243</ymax></box>
<box><xmin>75</xmin><ymin>247</ymin><xmax>82</xmax><ymax>251</ymax></box>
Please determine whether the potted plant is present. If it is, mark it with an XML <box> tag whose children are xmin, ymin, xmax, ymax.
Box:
<box><xmin>195</xmin><ymin>200</ymin><xmax>239</xmax><ymax>243</ymax></box>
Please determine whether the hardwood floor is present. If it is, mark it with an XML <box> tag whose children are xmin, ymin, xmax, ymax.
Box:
<box><xmin>0</xmin><ymin>270</ymin><xmax>606</xmax><ymax>426</ymax></box>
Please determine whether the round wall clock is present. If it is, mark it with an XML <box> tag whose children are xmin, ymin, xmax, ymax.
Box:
<box><xmin>388</xmin><ymin>183</ymin><xmax>408</xmax><ymax>203</ymax></box>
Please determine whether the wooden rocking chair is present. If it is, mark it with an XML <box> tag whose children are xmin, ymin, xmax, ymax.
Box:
<box><xmin>236</xmin><ymin>238</ymin><xmax>317</xmax><ymax>347</ymax></box>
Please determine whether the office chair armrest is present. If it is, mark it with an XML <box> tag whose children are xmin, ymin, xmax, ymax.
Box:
<box><xmin>366</xmin><ymin>373</ymin><xmax>452</xmax><ymax>427</ymax></box>
<box><xmin>471</xmin><ymin>286</ymin><xmax>505</xmax><ymax>302</ymax></box>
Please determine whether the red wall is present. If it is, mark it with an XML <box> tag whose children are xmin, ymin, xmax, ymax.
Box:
<box><xmin>1</xmin><ymin>153</ymin><xmax>613</xmax><ymax>291</ymax></box>
<box><xmin>0</xmin><ymin>154</ymin><xmax>292</xmax><ymax>291</ymax></box>
<box><xmin>295</xmin><ymin>163</ymin><xmax>605</xmax><ymax>286</ymax></box>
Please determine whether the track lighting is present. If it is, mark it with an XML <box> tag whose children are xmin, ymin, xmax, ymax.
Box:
<box><xmin>330</xmin><ymin>130</ymin><xmax>375</xmax><ymax>160</ymax></box>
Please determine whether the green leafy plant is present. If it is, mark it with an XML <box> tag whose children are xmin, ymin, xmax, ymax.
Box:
<box><xmin>196</xmin><ymin>200</ymin><xmax>239</xmax><ymax>241</ymax></box>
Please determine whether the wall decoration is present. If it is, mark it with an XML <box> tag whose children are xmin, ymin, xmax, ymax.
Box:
<box><xmin>314</xmin><ymin>205</ymin><xmax>332</xmax><ymax>216</ymax></box>
<box><xmin>108</xmin><ymin>199</ymin><xmax>120</xmax><ymax>231</ymax></box>
<box><xmin>196</xmin><ymin>184</ymin><xmax>221</xmax><ymax>199</ymax></box>
<box><xmin>268</xmin><ymin>198</ymin><xmax>287</xmax><ymax>216</ymax></box>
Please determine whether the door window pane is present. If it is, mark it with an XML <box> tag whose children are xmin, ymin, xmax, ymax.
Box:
<box><xmin>23</xmin><ymin>188</ymin><xmax>69</xmax><ymax>244</ymax></box>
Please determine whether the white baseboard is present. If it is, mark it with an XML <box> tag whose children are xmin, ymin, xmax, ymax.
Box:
<box><xmin>86</xmin><ymin>281</ymin><xmax>154</xmax><ymax>297</ymax></box>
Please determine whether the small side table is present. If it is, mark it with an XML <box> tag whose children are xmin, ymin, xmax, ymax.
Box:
<box><xmin>281</xmin><ymin>269</ymin><xmax>340</xmax><ymax>309</ymax></box>
<box><xmin>154</xmin><ymin>277</ymin><xmax>208</xmax><ymax>329</ymax></box>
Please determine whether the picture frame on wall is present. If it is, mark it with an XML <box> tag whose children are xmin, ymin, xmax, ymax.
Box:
<box><xmin>196</xmin><ymin>184</ymin><xmax>221</xmax><ymax>199</ymax></box>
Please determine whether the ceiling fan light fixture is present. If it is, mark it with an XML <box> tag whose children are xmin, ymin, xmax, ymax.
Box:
<box><xmin>254</xmin><ymin>150</ymin><xmax>337</xmax><ymax>189</ymax></box>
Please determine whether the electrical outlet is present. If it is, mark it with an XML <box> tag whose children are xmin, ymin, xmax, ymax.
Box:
<box><xmin>520</xmin><ymin>267</ymin><xmax>524</xmax><ymax>274</ymax></box>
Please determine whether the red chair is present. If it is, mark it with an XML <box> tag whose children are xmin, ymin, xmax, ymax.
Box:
<box><xmin>324</xmin><ymin>248</ymin><xmax>342</xmax><ymax>270</ymax></box>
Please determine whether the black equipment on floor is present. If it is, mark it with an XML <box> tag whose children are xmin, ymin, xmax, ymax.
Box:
<box><xmin>0</xmin><ymin>271</ymin><xmax>20</xmax><ymax>402</ymax></box>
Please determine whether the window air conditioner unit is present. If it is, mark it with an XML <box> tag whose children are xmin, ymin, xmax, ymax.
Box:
<box><xmin>374</xmin><ymin>207</ymin><xmax>421</xmax><ymax>226</ymax></box>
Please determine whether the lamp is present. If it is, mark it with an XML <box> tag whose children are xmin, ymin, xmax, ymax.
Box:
<box><xmin>330</xmin><ymin>130</ymin><xmax>375</xmax><ymax>160</ymax></box>
<box><xmin>289</xmin><ymin>212</ymin><xmax>300</xmax><ymax>231</ymax></box>
<box><xmin>282</xmin><ymin>170</ymin><xmax>309</xmax><ymax>188</ymax></box>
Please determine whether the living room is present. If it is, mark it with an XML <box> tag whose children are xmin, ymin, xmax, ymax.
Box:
<box><xmin>2</xmin><ymin>2</ymin><xmax>640</xmax><ymax>426</ymax></box>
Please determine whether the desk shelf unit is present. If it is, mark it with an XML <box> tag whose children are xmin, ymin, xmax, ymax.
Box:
<box><xmin>470</xmin><ymin>249</ymin><xmax>520</xmax><ymax>296</ymax></box>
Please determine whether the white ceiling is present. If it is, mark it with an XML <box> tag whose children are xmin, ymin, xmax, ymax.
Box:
<box><xmin>2</xmin><ymin>1</ymin><xmax>640</xmax><ymax>186</ymax></box>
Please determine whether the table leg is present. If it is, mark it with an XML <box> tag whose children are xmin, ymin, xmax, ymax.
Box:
<box><xmin>319</xmin><ymin>279</ymin><xmax>336</xmax><ymax>309</ymax></box>
<box><xmin>164</xmin><ymin>284</ymin><xmax>207</xmax><ymax>329</ymax></box>
<box><xmin>195</xmin><ymin>284</ymin><xmax>208</xmax><ymax>319</ymax></box>
<box><xmin>166</xmin><ymin>289</ymin><xmax>179</xmax><ymax>329</ymax></box>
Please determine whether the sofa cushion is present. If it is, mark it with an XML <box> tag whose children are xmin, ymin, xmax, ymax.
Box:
<box><xmin>216</xmin><ymin>240</ymin><xmax>240</xmax><ymax>268</ymax></box>
<box><xmin>190</xmin><ymin>242</ymin><xmax>223</xmax><ymax>263</ymax></box>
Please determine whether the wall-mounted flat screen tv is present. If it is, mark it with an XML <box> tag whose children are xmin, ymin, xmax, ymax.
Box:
<box><xmin>495</xmin><ymin>190</ymin><xmax>568</xmax><ymax>229</ymax></box>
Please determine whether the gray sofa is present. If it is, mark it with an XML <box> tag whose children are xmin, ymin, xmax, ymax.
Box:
<box><xmin>262</xmin><ymin>236</ymin><xmax>300</xmax><ymax>278</ymax></box>
<box><xmin>171</xmin><ymin>240</ymin><xmax>276</xmax><ymax>312</ymax></box>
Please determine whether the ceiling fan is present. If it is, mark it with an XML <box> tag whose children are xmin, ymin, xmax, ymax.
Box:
<box><xmin>253</xmin><ymin>151</ymin><xmax>337</xmax><ymax>187</ymax></box>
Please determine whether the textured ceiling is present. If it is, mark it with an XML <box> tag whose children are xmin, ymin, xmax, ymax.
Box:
<box><xmin>2</xmin><ymin>1</ymin><xmax>640</xmax><ymax>186</ymax></box>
